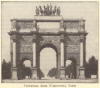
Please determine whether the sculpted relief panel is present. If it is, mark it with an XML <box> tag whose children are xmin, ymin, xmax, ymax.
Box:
<box><xmin>39</xmin><ymin>36</ymin><xmax>60</xmax><ymax>51</ymax></box>
<box><xmin>19</xmin><ymin>36</ymin><xmax>33</xmax><ymax>53</ymax></box>
<box><xmin>65</xmin><ymin>35</ymin><xmax>80</xmax><ymax>45</ymax></box>
<box><xmin>66</xmin><ymin>45</ymin><xmax>80</xmax><ymax>54</ymax></box>
<box><xmin>65</xmin><ymin>21</ymin><xmax>80</xmax><ymax>32</ymax></box>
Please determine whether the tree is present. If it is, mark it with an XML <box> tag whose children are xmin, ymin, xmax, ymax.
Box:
<box><xmin>38</xmin><ymin>68</ymin><xmax>44</xmax><ymax>79</ymax></box>
<box><xmin>85</xmin><ymin>56</ymin><xmax>98</xmax><ymax>78</ymax></box>
<box><xmin>88</xmin><ymin>56</ymin><xmax>98</xmax><ymax>75</ymax></box>
<box><xmin>47</xmin><ymin>67</ymin><xmax>57</xmax><ymax>78</ymax></box>
<box><xmin>2</xmin><ymin>59</ymin><xmax>11</xmax><ymax>79</ymax></box>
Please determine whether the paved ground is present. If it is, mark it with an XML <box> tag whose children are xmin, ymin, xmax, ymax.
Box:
<box><xmin>2</xmin><ymin>79</ymin><xmax>98</xmax><ymax>83</ymax></box>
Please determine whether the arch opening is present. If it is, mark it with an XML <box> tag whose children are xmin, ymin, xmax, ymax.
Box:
<box><xmin>17</xmin><ymin>58</ymin><xmax>32</xmax><ymax>80</ymax></box>
<box><xmin>39</xmin><ymin>46</ymin><xmax>58</xmax><ymax>80</ymax></box>
<box><xmin>65</xmin><ymin>57</ymin><xmax>77</xmax><ymax>79</ymax></box>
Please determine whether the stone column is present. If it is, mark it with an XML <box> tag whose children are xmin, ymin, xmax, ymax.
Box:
<box><xmin>79</xmin><ymin>37</ymin><xmax>85</xmax><ymax>79</ymax></box>
<box><xmin>59</xmin><ymin>19</ymin><xmax>65</xmax><ymax>79</ymax></box>
<box><xmin>60</xmin><ymin>41</ymin><xmax>65</xmax><ymax>79</ymax></box>
<box><xmin>61</xmin><ymin>42</ymin><xmax>64</xmax><ymax>67</ymax></box>
<box><xmin>11</xmin><ymin>39</ymin><xmax>17</xmax><ymax>80</ymax></box>
<box><xmin>32</xmin><ymin>40</ymin><xmax>38</xmax><ymax>79</ymax></box>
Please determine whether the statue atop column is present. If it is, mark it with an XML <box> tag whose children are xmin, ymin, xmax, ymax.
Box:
<box><xmin>35</xmin><ymin>6</ymin><xmax>39</xmax><ymax>16</ymax></box>
<box><xmin>53</xmin><ymin>6</ymin><xmax>57</xmax><ymax>15</ymax></box>
<box><xmin>35</xmin><ymin>4</ymin><xmax>61</xmax><ymax>16</ymax></box>
<box><xmin>57</xmin><ymin>6</ymin><xmax>60</xmax><ymax>16</ymax></box>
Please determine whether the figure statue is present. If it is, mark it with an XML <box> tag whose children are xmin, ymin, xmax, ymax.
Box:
<box><xmin>47</xmin><ymin>4</ymin><xmax>50</xmax><ymax>15</ymax></box>
<box><xmin>57</xmin><ymin>6</ymin><xmax>60</xmax><ymax>16</ymax></box>
<box><xmin>39</xmin><ymin>6</ymin><xmax>43</xmax><ymax>15</ymax></box>
<box><xmin>11</xmin><ymin>20</ymin><xmax>16</xmax><ymax>30</ymax></box>
<box><xmin>53</xmin><ymin>6</ymin><xmax>57</xmax><ymax>15</ymax></box>
<box><xmin>35</xmin><ymin>5</ymin><xmax>60</xmax><ymax>16</ymax></box>
<box><xmin>33</xmin><ymin>20</ymin><xmax>36</xmax><ymax>28</ymax></box>
<box><xmin>43</xmin><ymin>5</ymin><xmax>46</xmax><ymax>16</ymax></box>
<box><xmin>35</xmin><ymin>6</ymin><xmax>39</xmax><ymax>16</ymax></box>
<box><xmin>45</xmin><ymin>5</ymin><xmax>48</xmax><ymax>16</ymax></box>
<box><xmin>49</xmin><ymin>4</ymin><xmax>52</xmax><ymax>15</ymax></box>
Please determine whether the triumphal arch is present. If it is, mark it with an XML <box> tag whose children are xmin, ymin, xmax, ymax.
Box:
<box><xmin>9</xmin><ymin>5</ymin><xmax>87</xmax><ymax>80</ymax></box>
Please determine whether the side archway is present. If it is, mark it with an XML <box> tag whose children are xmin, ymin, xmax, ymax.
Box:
<box><xmin>65</xmin><ymin>57</ymin><xmax>77</xmax><ymax>79</ymax></box>
<box><xmin>17</xmin><ymin>58</ymin><xmax>32</xmax><ymax>80</ymax></box>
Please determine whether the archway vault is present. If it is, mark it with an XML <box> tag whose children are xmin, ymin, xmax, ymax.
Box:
<box><xmin>37</xmin><ymin>43</ymin><xmax>59</xmax><ymax>79</ymax></box>
<box><xmin>39</xmin><ymin>47</ymin><xmax>57</xmax><ymax>79</ymax></box>
<box><xmin>39</xmin><ymin>43</ymin><xmax>58</xmax><ymax>54</ymax></box>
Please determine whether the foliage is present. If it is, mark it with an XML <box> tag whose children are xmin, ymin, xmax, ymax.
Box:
<box><xmin>47</xmin><ymin>67</ymin><xmax>57</xmax><ymax>78</ymax></box>
<box><xmin>2</xmin><ymin>59</ymin><xmax>11</xmax><ymax>79</ymax></box>
<box><xmin>85</xmin><ymin>56</ymin><xmax>98</xmax><ymax>78</ymax></box>
<box><xmin>38</xmin><ymin>68</ymin><xmax>44</xmax><ymax>79</ymax></box>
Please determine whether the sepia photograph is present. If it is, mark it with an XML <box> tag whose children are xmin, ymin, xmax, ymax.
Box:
<box><xmin>1</xmin><ymin>1</ymin><xmax>99</xmax><ymax>83</ymax></box>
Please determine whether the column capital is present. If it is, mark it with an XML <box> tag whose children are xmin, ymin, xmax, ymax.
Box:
<box><xmin>60</xmin><ymin>34</ymin><xmax>65</xmax><ymax>42</ymax></box>
<box><xmin>80</xmin><ymin>35</ymin><xmax>85</xmax><ymax>42</ymax></box>
<box><xmin>10</xmin><ymin>34</ymin><xmax>17</xmax><ymax>42</ymax></box>
<box><xmin>60</xmin><ymin>39</ymin><xmax>65</xmax><ymax>43</ymax></box>
<box><xmin>32</xmin><ymin>34</ymin><xmax>37</xmax><ymax>42</ymax></box>
<box><xmin>59</xmin><ymin>19</ymin><xmax>65</xmax><ymax>32</ymax></box>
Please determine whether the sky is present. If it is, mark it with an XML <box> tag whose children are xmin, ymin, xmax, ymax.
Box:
<box><xmin>1</xmin><ymin>2</ymin><xmax>99</xmax><ymax>75</ymax></box>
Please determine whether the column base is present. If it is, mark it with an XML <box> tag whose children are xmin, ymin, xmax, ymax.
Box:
<box><xmin>60</xmin><ymin>67</ymin><xmax>65</xmax><ymax>80</ymax></box>
<box><xmin>32</xmin><ymin>67</ymin><xmax>38</xmax><ymax>80</ymax></box>
<box><xmin>11</xmin><ymin>67</ymin><xmax>18</xmax><ymax>80</ymax></box>
<box><xmin>79</xmin><ymin>67</ymin><xmax>85</xmax><ymax>79</ymax></box>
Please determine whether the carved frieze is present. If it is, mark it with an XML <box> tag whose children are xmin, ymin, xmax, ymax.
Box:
<box><xmin>17</xmin><ymin>21</ymin><xmax>33</xmax><ymax>29</ymax></box>
<box><xmin>20</xmin><ymin>45</ymin><xmax>32</xmax><ymax>53</ymax></box>
<box><xmin>19</xmin><ymin>35</ymin><xmax>33</xmax><ymax>53</ymax></box>
<box><xmin>66</xmin><ymin>21</ymin><xmax>79</xmax><ymax>29</ymax></box>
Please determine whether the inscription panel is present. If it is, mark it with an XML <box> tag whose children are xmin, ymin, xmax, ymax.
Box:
<box><xmin>37</xmin><ymin>22</ymin><xmax>60</xmax><ymax>32</ymax></box>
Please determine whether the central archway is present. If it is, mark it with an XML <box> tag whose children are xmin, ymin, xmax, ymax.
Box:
<box><xmin>39</xmin><ymin>44</ymin><xmax>58</xmax><ymax>80</ymax></box>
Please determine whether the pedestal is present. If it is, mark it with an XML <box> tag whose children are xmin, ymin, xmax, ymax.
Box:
<box><xmin>11</xmin><ymin>67</ymin><xmax>17</xmax><ymax>80</ymax></box>
<box><xmin>79</xmin><ymin>67</ymin><xmax>85</xmax><ymax>79</ymax></box>
<box><xmin>32</xmin><ymin>67</ymin><xmax>38</xmax><ymax>80</ymax></box>
<box><xmin>60</xmin><ymin>67</ymin><xmax>65</xmax><ymax>80</ymax></box>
